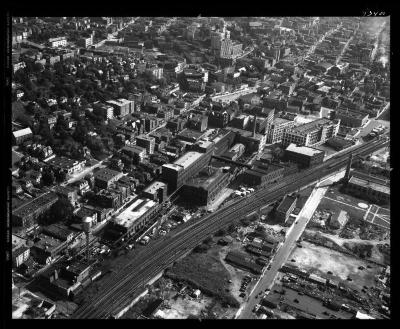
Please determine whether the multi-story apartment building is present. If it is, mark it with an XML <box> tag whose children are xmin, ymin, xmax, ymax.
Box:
<box><xmin>136</xmin><ymin>134</ymin><xmax>155</xmax><ymax>155</ymax></box>
<box><xmin>48</xmin><ymin>36</ymin><xmax>67</xmax><ymax>48</ymax></box>
<box><xmin>106</xmin><ymin>99</ymin><xmax>134</xmax><ymax>117</ymax></box>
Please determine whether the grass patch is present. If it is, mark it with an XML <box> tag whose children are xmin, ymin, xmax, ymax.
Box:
<box><xmin>165</xmin><ymin>248</ymin><xmax>239</xmax><ymax>308</ymax></box>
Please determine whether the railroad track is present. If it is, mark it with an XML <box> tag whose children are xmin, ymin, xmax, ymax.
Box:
<box><xmin>72</xmin><ymin>138</ymin><xmax>388</xmax><ymax>318</ymax></box>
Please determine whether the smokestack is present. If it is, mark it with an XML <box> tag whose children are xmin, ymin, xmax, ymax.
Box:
<box><xmin>345</xmin><ymin>153</ymin><xmax>353</xmax><ymax>181</ymax></box>
<box><xmin>253</xmin><ymin>114</ymin><xmax>257</xmax><ymax>137</ymax></box>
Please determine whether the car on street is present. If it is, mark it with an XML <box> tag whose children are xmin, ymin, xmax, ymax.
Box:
<box><xmin>293</xmin><ymin>299</ymin><xmax>299</xmax><ymax>303</ymax></box>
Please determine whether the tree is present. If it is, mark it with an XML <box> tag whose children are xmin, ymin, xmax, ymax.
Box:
<box><xmin>215</xmin><ymin>228</ymin><xmax>226</xmax><ymax>237</ymax></box>
<box><xmin>203</xmin><ymin>236</ymin><xmax>213</xmax><ymax>245</ymax></box>
<box><xmin>44</xmin><ymin>198</ymin><xmax>75</xmax><ymax>224</ymax></box>
<box><xmin>42</xmin><ymin>169</ymin><xmax>55</xmax><ymax>186</ymax></box>
<box><xmin>54</xmin><ymin>169</ymin><xmax>67</xmax><ymax>183</ymax></box>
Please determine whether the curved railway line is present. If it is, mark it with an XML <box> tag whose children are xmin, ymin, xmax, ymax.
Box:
<box><xmin>72</xmin><ymin>138</ymin><xmax>389</xmax><ymax>318</ymax></box>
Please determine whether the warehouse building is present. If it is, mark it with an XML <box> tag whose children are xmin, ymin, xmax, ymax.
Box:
<box><xmin>181</xmin><ymin>167</ymin><xmax>230</xmax><ymax>206</ymax></box>
<box><xmin>275</xmin><ymin>194</ymin><xmax>298</xmax><ymax>223</ymax></box>
<box><xmin>142</xmin><ymin>181</ymin><xmax>167</xmax><ymax>203</ymax></box>
<box><xmin>284</xmin><ymin>143</ymin><xmax>325</xmax><ymax>168</ymax></box>
<box><xmin>266</xmin><ymin>117</ymin><xmax>296</xmax><ymax>144</ymax></box>
<box><xmin>106</xmin><ymin>196</ymin><xmax>160</xmax><ymax>238</ymax></box>
<box><xmin>161</xmin><ymin>148</ymin><xmax>213</xmax><ymax>193</ymax></box>
<box><xmin>12</xmin><ymin>192</ymin><xmax>59</xmax><ymax>228</ymax></box>
<box><xmin>346</xmin><ymin>172</ymin><xmax>390</xmax><ymax>204</ymax></box>
<box><xmin>282</xmin><ymin>118</ymin><xmax>340</xmax><ymax>147</ymax></box>
<box><xmin>334</xmin><ymin>108</ymin><xmax>368</xmax><ymax>128</ymax></box>
<box><xmin>94</xmin><ymin>168</ymin><xmax>124</xmax><ymax>189</ymax></box>
<box><xmin>241</xmin><ymin>160</ymin><xmax>284</xmax><ymax>187</ymax></box>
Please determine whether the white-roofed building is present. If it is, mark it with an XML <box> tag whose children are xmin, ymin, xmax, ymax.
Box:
<box><xmin>142</xmin><ymin>181</ymin><xmax>167</xmax><ymax>203</ymax></box>
<box><xmin>107</xmin><ymin>196</ymin><xmax>160</xmax><ymax>238</ymax></box>
<box><xmin>161</xmin><ymin>149</ymin><xmax>214</xmax><ymax>193</ymax></box>
<box><xmin>284</xmin><ymin>143</ymin><xmax>325</xmax><ymax>168</ymax></box>
<box><xmin>12</xmin><ymin>127</ymin><xmax>33</xmax><ymax>145</ymax></box>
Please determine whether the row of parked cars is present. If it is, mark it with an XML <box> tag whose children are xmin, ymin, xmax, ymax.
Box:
<box><xmin>239</xmin><ymin>275</ymin><xmax>253</xmax><ymax>298</ymax></box>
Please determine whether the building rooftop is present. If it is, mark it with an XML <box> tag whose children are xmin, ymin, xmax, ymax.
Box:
<box><xmin>291</xmin><ymin>118</ymin><xmax>336</xmax><ymax>134</ymax></box>
<box><xmin>33</xmin><ymin>233</ymin><xmax>64</xmax><ymax>252</ymax></box>
<box><xmin>186</xmin><ymin>167</ymin><xmax>226</xmax><ymax>189</ymax></box>
<box><xmin>13</xmin><ymin>192</ymin><xmax>58</xmax><ymax>219</ymax></box>
<box><xmin>13</xmin><ymin>127</ymin><xmax>32</xmax><ymax>138</ymax></box>
<box><xmin>42</xmin><ymin>224</ymin><xmax>75</xmax><ymax>241</ymax></box>
<box><xmin>122</xmin><ymin>145</ymin><xmax>146</xmax><ymax>154</ymax></box>
<box><xmin>143</xmin><ymin>181</ymin><xmax>167</xmax><ymax>194</ymax></box>
<box><xmin>94</xmin><ymin>168</ymin><xmax>123</xmax><ymax>182</ymax></box>
<box><xmin>286</xmin><ymin>143</ymin><xmax>324</xmax><ymax>157</ymax></box>
<box><xmin>47</xmin><ymin>156</ymin><xmax>84</xmax><ymax>169</ymax></box>
<box><xmin>276</xmin><ymin>195</ymin><xmax>297</xmax><ymax>213</ymax></box>
<box><xmin>106</xmin><ymin>98</ymin><xmax>132</xmax><ymax>107</ymax></box>
<box><xmin>113</xmin><ymin>196</ymin><xmax>157</xmax><ymax>228</ymax></box>
<box><xmin>349</xmin><ymin>176</ymin><xmax>390</xmax><ymax>195</ymax></box>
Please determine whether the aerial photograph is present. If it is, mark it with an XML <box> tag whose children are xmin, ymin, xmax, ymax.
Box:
<box><xmin>10</xmin><ymin>16</ymin><xmax>390</xmax><ymax>320</ymax></box>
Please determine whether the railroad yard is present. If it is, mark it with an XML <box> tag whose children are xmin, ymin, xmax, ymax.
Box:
<box><xmin>11</xmin><ymin>137</ymin><xmax>390</xmax><ymax>319</ymax></box>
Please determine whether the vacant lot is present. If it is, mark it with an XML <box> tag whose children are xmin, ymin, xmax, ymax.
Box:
<box><xmin>288</xmin><ymin>241</ymin><xmax>384</xmax><ymax>288</ymax></box>
<box><xmin>321</xmin><ymin>187</ymin><xmax>369</xmax><ymax>221</ymax></box>
<box><xmin>155</xmin><ymin>295</ymin><xmax>213</xmax><ymax>319</ymax></box>
<box><xmin>165</xmin><ymin>244</ymin><xmax>239</xmax><ymax>308</ymax></box>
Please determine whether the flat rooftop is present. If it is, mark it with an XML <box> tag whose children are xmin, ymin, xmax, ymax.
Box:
<box><xmin>94</xmin><ymin>168</ymin><xmax>124</xmax><ymax>181</ymax></box>
<box><xmin>286</xmin><ymin>143</ymin><xmax>324</xmax><ymax>157</ymax></box>
<box><xmin>349</xmin><ymin>176</ymin><xmax>390</xmax><ymax>195</ymax></box>
<box><xmin>273</xmin><ymin>117</ymin><xmax>292</xmax><ymax>126</ymax></box>
<box><xmin>113</xmin><ymin>196</ymin><xmax>157</xmax><ymax>228</ymax></box>
<box><xmin>163</xmin><ymin>151</ymin><xmax>204</xmax><ymax>172</ymax></box>
<box><xmin>291</xmin><ymin>118</ymin><xmax>335</xmax><ymax>134</ymax></box>
<box><xmin>186</xmin><ymin>167</ymin><xmax>226</xmax><ymax>189</ymax></box>
<box><xmin>143</xmin><ymin>180</ymin><xmax>167</xmax><ymax>194</ymax></box>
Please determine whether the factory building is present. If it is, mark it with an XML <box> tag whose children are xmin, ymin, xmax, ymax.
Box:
<box><xmin>282</xmin><ymin>118</ymin><xmax>340</xmax><ymax>148</ymax></box>
<box><xmin>106</xmin><ymin>196</ymin><xmax>160</xmax><ymax>239</ymax></box>
<box><xmin>142</xmin><ymin>181</ymin><xmax>168</xmax><ymax>203</ymax></box>
<box><xmin>12</xmin><ymin>192</ymin><xmax>59</xmax><ymax>228</ymax></box>
<box><xmin>346</xmin><ymin>172</ymin><xmax>390</xmax><ymax>204</ymax></box>
<box><xmin>241</xmin><ymin>160</ymin><xmax>284</xmax><ymax>187</ymax></box>
<box><xmin>265</xmin><ymin>118</ymin><xmax>295</xmax><ymax>144</ymax></box>
<box><xmin>161</xmin><ymin>148</ymin><xmax>213</xmax><ymax>193</ymax></box>
<box><xmin>181</xmin><ymin>167</ymin><xmax>230</xmax><ymax>206</ymax></box>
<box><xmin>275</xmin><ymin>194</ymin><xmax>298</xmax><ymax>223</ymax></box>
<box><xmin>284</xmin><ymin>143</ymin><xmax>325</xmax><ymax>168</ymax></box>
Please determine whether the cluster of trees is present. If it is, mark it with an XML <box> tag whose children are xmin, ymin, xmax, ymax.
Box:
<box><xmin>37</xmin><ymin>198</ymin><xmax>75</xmax><ymax>225</ymax></box>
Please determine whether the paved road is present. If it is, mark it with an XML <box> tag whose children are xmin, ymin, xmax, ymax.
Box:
<box><xmin>237</xmin><ymin>170</ymin><xmax>345</xmax><ymax>319</ymax></box>
<box><xmin>61</xmin><ymin>155</ymin><xmax>112</xmax><ymax>187</ymax></box>
<box><xmin>211</xmin><ymin>87</ymin><xmax>258</xmax><ymax>103</ymax></box>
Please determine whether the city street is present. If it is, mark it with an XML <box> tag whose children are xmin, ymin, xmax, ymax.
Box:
<box><xmin>237</xmin><ymin>170</ymin><xmax>345</xmax><ymax>319</ymax></box>
<box><xmin>61</xmin><ymin>155</ymin><xmax>112</xmax><ymax>187</ymax></box>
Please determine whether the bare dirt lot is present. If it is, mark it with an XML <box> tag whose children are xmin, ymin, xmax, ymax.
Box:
<box><xmin>288</xmin><ymin>241</ymin><xmax>384</xmax><ymax>288</ymax></box>
<box><xmin>155</xmin><ymin>295</ymin><xmax>214</xmax><ymax>319</ymax></box>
